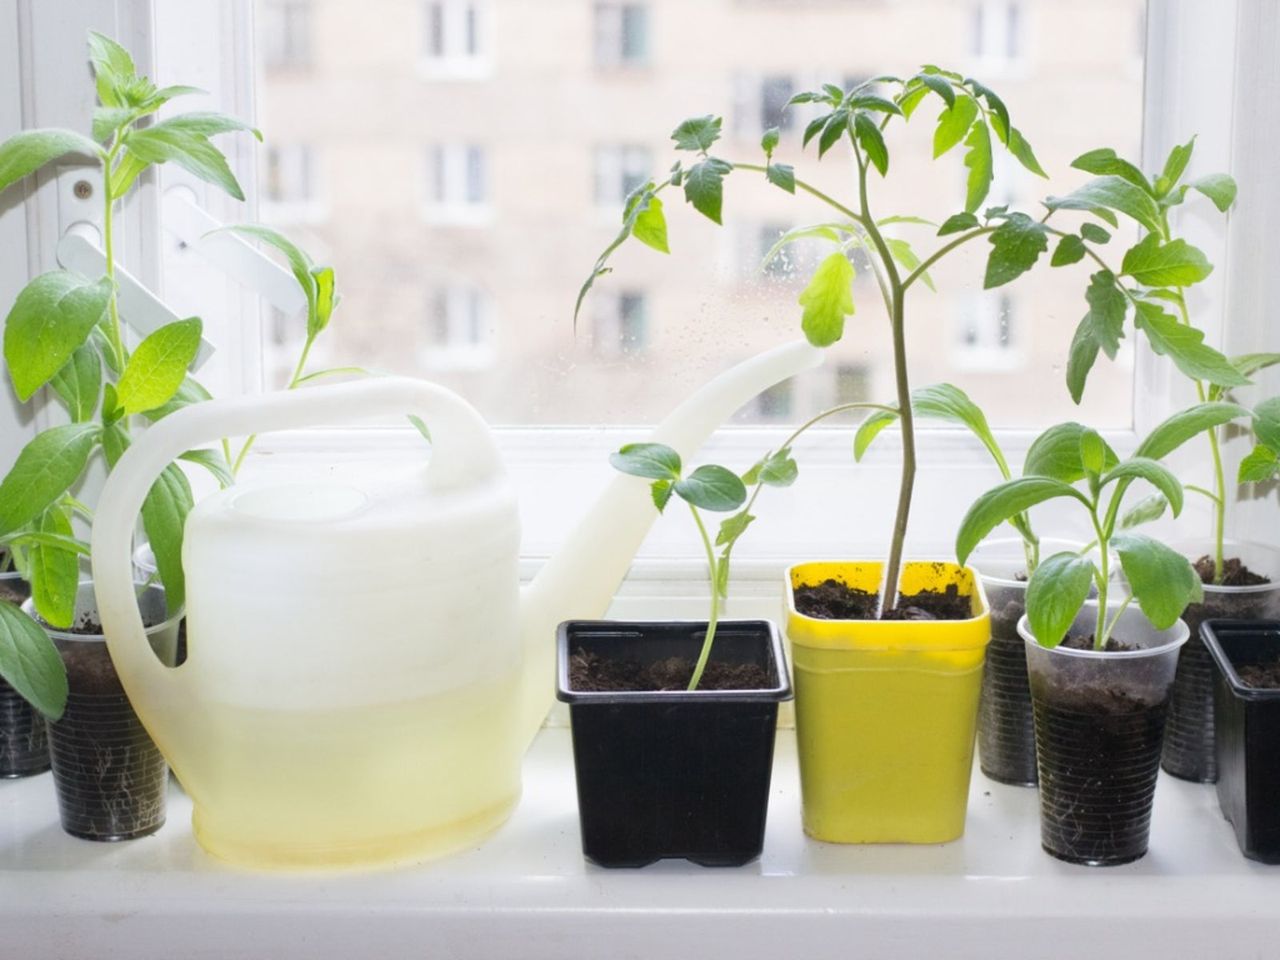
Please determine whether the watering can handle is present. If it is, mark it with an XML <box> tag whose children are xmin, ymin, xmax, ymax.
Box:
<box><xmin>91</xmin><ymin>377</ymin><xmax>502</xmax><ymax>700</ymax></box>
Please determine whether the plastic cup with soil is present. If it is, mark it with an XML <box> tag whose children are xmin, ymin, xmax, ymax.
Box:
<box><xmin>785</xmin><ymin>560</ymin><xmax>990</xmax><ymax>844</ymax></box>
<box><xmin>1019</xmin><ymin>602</ymin><xmax>1188</xmax><ymax>866</ymax></box>
<box><xmin>23</xmin><ymin>581</ymin><xmax>181</xmax><ymax>841</ymax></box>
<box><xmin>556</xmin><ymin>619</ymin><xmax>791</xmax><ymax>868</ymax></box>
<box><xmin>1201</xmin><ymin>619</ymin><xmax>1280</xmax><ymax>863</ymax></box>
<box><xmin>0</xmin><ymin>559</ymin><xmax>50</xmax><ymax>779</ymax></box>
<box><xmin>968</xmin><ymin>538</ymin><xmax>1092</xmax><ymax>787</ymax></box>
<box><xmin>1160</xmin><ymin>540</ymin><xmax>1280</xmax><ymax>783</ymax></box>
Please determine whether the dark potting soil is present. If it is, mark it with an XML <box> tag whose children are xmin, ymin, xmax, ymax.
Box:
<box><xmin>1058</xmin><ymin>635</ymin><xmax>1137</xmax><ymax>653</ymax></box>
<box><xmin>1237</xmin><ymin>659</ymin><xmax>1280</xmax><ymax>689</ymax></box>
<box><xmin>793</xmin><ymin>579</ymin><xmax>971</xmax><ymax>621</ymax></box>
<box><xmin>568</xmin><ymin>649</ymin><xmax>771</xmax><ymax>692</ymax></box>
<box><xmin>1193</xmin><ymin>555</ymin><xmax>1270</xmax><ymax>587</ymax></box>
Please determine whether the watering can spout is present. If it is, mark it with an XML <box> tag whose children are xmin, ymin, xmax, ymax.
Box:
<box><xmin>517</xmin><ymin>339</ymin><xmax>824</xmax><ymax>747</ymax></box>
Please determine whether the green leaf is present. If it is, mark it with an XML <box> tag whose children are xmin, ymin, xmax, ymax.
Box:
<box><xmin>610</xmin><ymin>442</ymin><xmax>681</xmax><ymax>481</ymax></box>
<box><xmin>802</xmin><ymin>114</ymin><xmax>829</xmax><ymax>149</ymax></box>
<box><xmin>1025</xmin><ymin>551</ymin><xmax>1096</xmax><ymax>648</ymax></box>
<box><xmin>1080</xmin><ymin>223</ymin><xmax>1111</xmax><ymax>244</ymax></box>
<box><xmin>853</xmin><ymin>383</ymin><xmax>1007</xmax><ymax>471</ymax></box>
<box><xmin>1101</xmin><ymin>457</ymin><xmax>1184</xmax><ymax>517</ymax></box>
<box><xmin>961</xmin><ymin>120</ymin><xmax>993</xmax><ymax>214</ymax></box>
<box><xmin>116</xmin><ymin>318</ymin><xmax>203</xmax><ymax>416</ymax></box>
<box><xmin>0</xmin><ymin>128</ymin><xmax>102</xmax><ymax>195</ymax></box>
<box><xmin>1023</xmin><ymin>421</ymin><xmax>1119</xmax><ymax>482</ymax></box>
<box><xmin>1045</xmin><ymin>176</ymin><xmax>1162</xmax><ymax>233</ymax></box>
<box><xmin>3</xmin><ymin>272</ymin><xmax>112</xmax><ymax>401</ymax></box>
<box><xmin>1065</xmin><ymin>270</ymin><xmax>1128</xmax><ymax>403</ymax></box>
<box><xmin>817</xmin><ymin>109</ymin><xmax>849</xmax><ymax>157</ymax></box>
<box><xmin>984</xmin><ymin>213</ymin><xmax>1049</xmax><ymax>288</ymax></box>
<box><xmin>1134</xmin><ymin>401</ymin><xmax>1248</xmax><ymax>460</ymax></box>
<box><xmin>141</xmin><ymin>464</ymin><xmax>194</xmax><ymax>613</ymax></box>
<box><xmin>1051</xmin><ymin>234</ymin><xmax>1087</xmax><ymax>267</ymax></box>
<box><xmin>853</xmin><ymin>113</ymin><xmax>888</xmax><ymax>176</ymax></box>
<box><xmin>1159</xmin><ymin>139</ymin><xmax>1195</xmax><ymax>194</ymax></box>
<box><xmin>1239</xmin><ymin>445</ymin><xmax>1280</xmax><ymax>484</ymax></box>
<box><xmin>124</xmin><ymin>125</ymin><xmax>245</xmax><ymax>201</ymax></box>
<box><xmin>956</xmin><ymin>476</ymin><xmax>1090</xmax><ymax>565</ymax></box>
<box><xmin>933</xmin><ymin>94</ymin><xmax>978</xmax><ymax>159</ymax></box>
<box><xmin>87</xmin><ymin>31</ymin><xmax>136</xmax><ymax>108</ymax></box>
<box><xmin>101</xmin><ymin>421</ymin><xmax>129</xmax><ymax>469</ymax></box>
<box><xmin>218</xmin><ymin>225</ymin><xmax>318</xmax><ymax>334</ymax></box>
<box><xmin>309</xmin><ymin>266</ymin><xmax>337</xmax><ymax>336</ymax></box>
<box><xmin>109</xmin><ymin>150</ymin><xmax>149</xmax><ymax>198</ymax></box>
<box><xmin>0</xmin><ymin>424</ymin><xmax>100</xmax><ymax>537</ymax></box>
<box><xmin>145</xmin><ymin>375</ymin><xmax>213</xmax><ymax>422</ymax></box>
<box><xmin>407</xmin><ymin>414</ymin><xmax>432</xmax><ymax>444</ymax></box>
<box><xmin>671</xmin><ymin>115</ymin><xmax>723</xmax><ymax>153</ymax></box>
<box><xmin>0</xmin><ymin>603</ymin><xmax>66</xmax><ymax>721</ymax></box>
<box><xmin>674</xmin><ymin>465</ymin><xmax>747</xmax><ymax>512</ymax></box>
<box><xmin>1134</xmin><ymin>301</ymin><xmax>1249</xmax><ymax>388</ymax></box>
<box><xmin>761</xmin><ymin>126</ymin><xmax>780</xmax><ymax>155</ymax></box>
<box><xmin>915</xmin><ymin>73</ymin><xmax>956</xmax><ymax>107</ymax></box>
<box><xmin>716</xmin><ymin>511</ymin><xmax>756</xmax><ymax>548</ymax></box>
<box><xmin>1120</xmin><ymin>234</ymin><xmax>1213</xmax><ymax>287</ymax></box>
<box><xmin>853</xmin><ymin>409</ymin><xmax>897</xmax><ymax>462</ymax></box>
<box><xmin>1253</xmin><ymin>397</ymin><xmax>1280</xmax><ymax>451</ymax></box>
<box><xmin>631</xmin><ymin>193</ymin><xmax>670</xmax><ymax>252</ymax></box>
<box><xmin>650</xmin><ymin>478</ymin><xmax>673</xmax><ymax>513</ymax></box>
<box><xmin>148</xmin><ymin>112</ymin><xmax>261</xmax><ymax>142</ymax></box>
<box><xmin>1190</xmin><ymin>173</ymin><xmax>1237</xmax><ymax>212</ymax></box>
<box><xmin>886</xmin><ymin>237</ymin><xmax>933</xmax><ymax>290</ymax></box>
<box><xmin>968</xmin><ymin>80</ymin><xmax>1011</xmax><ymax>139</ymax></box>
<box><xmin>179</xmin><ymin>449</ymin><xmax>235</xmax><ymax>489</ymax></box>
<box><xmin>1230</xmin><ymin>353</ymin><xmax>1280</xmax><ymax>380</ymax></box>
<box><xmin>850</xmin><ymin>94</ymin><xmax>903</xmax><ymax>117</ymax></box>
<box><xmin>938</xmin><ymin>212</ymin><xmax>980</xmax><ymax>236</ymax></box>
<box><xmin>1112</xmin><ymin>532</ymin><xmax>1203</xmax><ymax>629</ymax></box>
<box><xmin>797</xmin><ymin>251</ymin><xmax>855</xmax><ymax>347</ymax></box>
<box><xmin>759</xmin><ymin>222</ymin><xmax>848</xmax><ymax>270</ymax></box>
<box><xmin>743</xmin><ymin>448</ymin><xmax>798</xmax><ymax>487</ymax></box>
<box><xmin>1070</xmin><ymin>148</ymin><xmax>1151</xmax><ymax>194</ymax></box>
<box><xmin>682</xmin><ymin>157</ymin><xmax>732</xmax><ymax>224</ymax></box>
<box><xmin>49</xmin><ymin>343</ymin><xmax>102</xmax><ymax>423</ymax></box>
<box><xmin>1004</xmin><ymin>127</ymin><xmax>1047</xmax><ymax>178</ymax></box>
<box><xmin>1066</xmin><ymin>322</ymin><xmax>1100</xmax><ymax>407</ymax></box>
<box><xmin>1079</xmin><ymin>427</ymin><xmax>1107</xmax><ymax>477</ymax></box>
<box><xmin>29</xmin><ymin>507</ymin><xmax>78</xmax><ymax>630</ymax></box>
<box><xmin>1120</xmin><ymin>493</ymin><xmax>1169</xmax><ymax>529</ymax></box>
<box><xmin>765</xmin><ymin>162</ymin><xmax>796</xmax><ymax>194</ymax></box>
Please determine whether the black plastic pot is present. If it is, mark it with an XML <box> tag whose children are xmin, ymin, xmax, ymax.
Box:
<box><xmin>556</xmin><ymin>619</ymin><xmax>791</xmax><ymax>868</ymax></box>
<box><xmin>1202</xmin><ymin>619</ymin><xmax>1280</xmax><ymax>863</ymax></box>
<box><xmin>0</xmin><ymin>566</ymin><xmax>50</xmax><ymax>779</ymax></box>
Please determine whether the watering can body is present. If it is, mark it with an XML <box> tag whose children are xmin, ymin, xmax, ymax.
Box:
<box><xmin>91</xmin><ymin>343</ymin><xmax>822</xmax><ymax>869</ymax></box>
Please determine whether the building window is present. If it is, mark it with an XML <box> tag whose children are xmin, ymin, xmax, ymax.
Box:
<box><xmin>259</xmin><ymin>0</ymin><xmax>312</xmax><ymax>71</ymax></box>
<box><xmin>594</xmin><ymin>145</ymin><xmax>651</xmax><ymax>207</ymax></box>
<box><xmin>593</xmin><ymin>290</ymin><xmax>648</xmax><ymax>359</ymax></box>
<box><xmin>834</xmin><ymin>364</ymin><xmax>871</xmax><ymax>404</ymax></box>
<box><xmin>972</xmin><ymin>1</ymin><xmax>1023</xmax><ymax>64</ymax></box>
<box><xmin>954</xmin><ymin>293</ymin><xmax>1020</xmax><ymax>371</ymax></box>
<box><xmin>260</xmin><ymin>145</ymin><xmax>325</xmax><ymax>223</ymax></box>
<box><xmin>424</xmin><ymin>144</ymin><xmax>490</xmax><ymax>224</ymax></box>
<box><xmin>751</xmin><ymin>379</ymin><xmax>795</xmax><ymax>421</ymax></box>
<box><xmin>421</xmin><ymin>0</ymin><xmax>490</xmax><ymax>78</ymax></box>
<box><xmin>594</xmin><ymin>2</ymin><xmax>649</xmax><ymax>68</ymax></box>
<box><xmin>760</xmin><ymin>75</ymin><xmax>795</xmax><ymax>133</ymax></box>
<box><xmin>426</xmin><ymin>285</ymin><xmax>494</xmax><ymax>370</ymax></box>
<box><xmin>734</xmin><ymin>73</ymin><xmax>796</xmax><ymax>140</ymax></box>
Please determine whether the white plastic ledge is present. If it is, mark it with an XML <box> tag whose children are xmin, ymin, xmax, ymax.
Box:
<box><xmin>1</xmin><ymin>728</ymin><xmax>1276</xmax><ymax>960</ymax></box>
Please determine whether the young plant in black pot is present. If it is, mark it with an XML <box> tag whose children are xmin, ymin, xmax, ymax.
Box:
<box><xmin>556</xmin><ymin>441</ymin><xmax>796</xmax><ymax>867</ymax></box>
<box><xmin>957</xmin><ymin>418</ymin><xmax>1213</xmax><ymax>865</ymax></box>
<box><xmin>1041</xmin><ymin>138</ymin><xmax>1279</xmax><ymax>782</ymax></box>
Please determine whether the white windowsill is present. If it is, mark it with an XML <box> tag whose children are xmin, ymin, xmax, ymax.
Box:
<box><xmin>2</xmin><ymin>726</ymin><xmax>1273</xmax><ymax>959</ymax></box>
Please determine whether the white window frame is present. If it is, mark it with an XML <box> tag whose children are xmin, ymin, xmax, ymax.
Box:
<box><xmin>2</xmin><ymin>1</ymin><xmax>1272</xmax><ymax>567</ymax></box>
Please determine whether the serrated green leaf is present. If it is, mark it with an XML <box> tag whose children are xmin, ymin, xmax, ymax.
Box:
<box><xmin>961</xmin><ymin>120</ymin><xmax>993</xmax><ymax>214</ymax></box>
<box><xmin>1101</xmin><ymin>457</ymin><xmax>1184</xmax><ymax>516</ymax></box>
<box><xmin>896</xmin><ymin>84</ymin><xmax>930</xmax><ymax>119</ymax></box>
<box><xmin>48</xmin><ymin>343</ymin><xmax>102</xmax><ymax>424</ymax></box>
<box><xmin>797</xmin><ymin>251</ymin><xmax>855</xmax><ymax>347</ymax></box>
<box><xmin>610</xmin><ymin>442</ymin><xmax>681</xmax><ymax>481</ymax></box>
<box><xmin>0</xmin><ymin>424</ymin><xmax>100</xmax><ymax>537</ymax></box>
<box><xmin>968</xmin><ymin>80</ymin><xmax>1011</xmax><ymax>139</ymax></box>
<box><xmin>1080</xmin><ymin>222</ymin><xmax>1111</xmax><ymax>244</ymax></box>
<box><xmin>802</xmin><ymin>114</ymin><xmax>829</xmax><ymax>149</ymax></box>
<box><xmin>853</xmin><ymin>113</ymin><xmax>888</xmax><ymax>175</ymax></box>
<box><xmin>933</xmin><ymin>94</ymin><xmax>978</xmax><ymax>158</ymax></box>
<box><xmin>141</xmin><ymin>463</ymin><xmax>194</xmax><ymax>612</ymax></box>
<box><xmin>716</xmin><ymin>511</ymin><xmax>756</xmax><ymax>548</ymax></box>
<box><xmin>116</xmin><ymin>318</ymin><xmax>203</xmax><ymax>416</ymax></box>
<box><xmin>3</xmin><ymin>272</ymin><xmax>112</xmax><ymax>401</ymax></box>
<box><xmin>915</xmin><ymin>72</ymin><xmax>955</xmax><ymax>107</ymax></box>
<box><xmin>1051</xmin><ymin>234</ymin><xmax>1087</xmax><ymax>267</ymax></box>
<box><xmin>851</xmin><ymin>94</ymin><xmax>903</xmax><ymax>117</ymax></box>
<box><xmin>1066</xmin><ymin>320</ymin><xmax>1100</xmax><ymax>406</ymax></box>
<box><xmin>650</xmin><ymin>478</ymin><xmax>673</xmax><ymax>513</ymax></box>
<box><xmin>956</xmin><ymin>476</ymin><xmax>1090</xmax><ymax>565</ymax></box>
<box><xmin>938</xmin><ymin>211</ymin><xmax>980</xmax><ymax>236</ymax></box>
<box><xmin>1134</xmin><ymin>301</ymin><xmax>1249</xmax><ymax>388</ymax></box>
<box><xmin>671</xmin><ymin>115</ymin><xmax>722</xmax><ymax>152</ymax></box>
<box><xmin>1004</xmin><ymin>127</ymin><xmax>1047</xmax><ymax>178</ymax></box>
<box><xmin>1025</xmin><ymin>551</ymin><xmax>1096</xmax><ymax>648</ymax></box>
<box><xmin>1120</xmin><ymin>493</ymin><xmax>1169</xmax><ymax>529</ymax></box>
<box><xmin>984</xmin><ymin>213</ymin><xmax>1048</xmax><ymax>288</ymax></box>
<box><xmin>744</xmin><ymin>448</ymin><xmax>798</xmax><ymax>488</ymax></box>
<box><xmin>0</xmin><ymin>602</ymin><xmax>66</xmax><ymax>721</ymax></box>
<box><xmin>765</xmin><ymin>162</ymin><xmax>795</xmax><ymax>194</ymax></box>
<box><xmin>1070</xmin><ymin>148</ymin><xmax>1151</xmax><ymax>194</ymax></box>
<box><xmin>1023</xmin><ymin>421</ymin><xmax>1120</xmax><ymax>483</ymax></box>
<box><xmin>1112</xmin><ymin>532</ymin><xmax>1203</xmax><ymax>629</ymax></box>
<box><xmin>29</xmin><ymin>507</ymin><xmax>78</xmax><ymax>630</ymax></box>
<box><xmin>682</xmin><ymin>157</ymin><xmax>732</xmax><ymax>224</ymax></box>
<box><xmin>1121</xmin><ymin>234</ymin><xmax>1213</xmax><ymax>287</ymax></box>
<box><xmin>1065</xmin><ymin>270</ymin><xmax>1128</xmax><ymax>404</ymax></box>
<box><xmin>1045</xmin><ymin>176</ymin><xmax>1161</xmax><ymax>233</ymax></box>
<box><xmin>674</xmin><ymin>465</ymin><xmax>747</xmax><ymax>512</ymax></box>
<box><xmin>1191</xmin><ymin>173</ymin><xmax>1236</xmax><ymax>212</ymax></box>
<box><xmin>1239</xmin><ymin>445</ymin><xmax>1280</xmax><ymax>484</ymax></box>
<box><xmin>817</xmin><ymin>109</ymin><xmax>849</xmax><ymax>157</ymax></box>
<box><xmin>1253</xmin><ymin>397</ymin><xmax>1280</xmax><ymax>451</ymax></box>
<box><xmin>1231</xmin><ymin>353</ymin><xmax>1280</xmax><ymax>380</ymax></box>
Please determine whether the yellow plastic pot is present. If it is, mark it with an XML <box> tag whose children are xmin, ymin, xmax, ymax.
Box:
<box><xmin>785</xmin><ymin>560</ymin><xmax>990</xmax><ymax>844</ymax></box>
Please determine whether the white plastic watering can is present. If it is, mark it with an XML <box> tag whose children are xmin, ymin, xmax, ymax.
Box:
<box><xmin>91</xmin><ymin>340</ymin><xmax>822</xmax><ymax>869</ymax></box>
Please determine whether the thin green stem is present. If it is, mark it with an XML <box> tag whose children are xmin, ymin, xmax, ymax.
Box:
<box><xmin>101</xmin><ymin>143</ymin><xmax>127</xmax><ymax>372</ymax></box>
<box><xmin>1185</xmin><ymin>483</ymin><xmax>1223</xmax><ymax>505</ymax></box>
<box><xmin>1102</xmin><ymin>593</ymin><xmax>1134</xmax><ymax>647</ymax></box>
<box><xmin>1090</xmin><ymin>504</ymin><xmax>1111</xmax><ymax>650</ymax></box>
<box><xmin>902</xmin><ymin>226</ymin><xmax>997</xmax><ymax>293</ymax></box>
<box><xmin>686</xmin><ymin>503</ymin><xmax>720</xmax><ymax>692</ymax></box>
<box><xmin>231</xmin><ymin>333</ymin><xmax>317</xmax><ymax>476</ymax></box>
<box><xmin>731</xmin><ymin>162</ymin><xmax>869</xmax><ymax>228</ymax></box>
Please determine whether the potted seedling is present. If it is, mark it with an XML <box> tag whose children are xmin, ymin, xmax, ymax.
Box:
<box><xmin>556</xmin><ymin>441</ymin><xmax>796</xmax><ymax>867</ymax></box>
<box><xmin>0</xmin><ymin>33</ymin><xmax>339</xmax><ymax>838</ymax></box>
<box><xmin>956</xmin><ymin>417</ymin><xmax>1215</xmax><ymax>865</ymax></box>
<box><xmin>1201</xmin><ymin>618</ymin><xmax>1280</xmax><ymax>863</ymax></box>
<box><xmin>1040</xmin><ymin>139</ymin><xmax>1279</xmax><ymax>782</ymax></box>
<box><xmin>0</xmin><ymin>548</ymin><xmax>62</xmax><ymax>778</ymax></box>
<box><xmin>579</xmin><ymin>68</ymin><xmax>1074</xmax><ymax>843</ymax></box>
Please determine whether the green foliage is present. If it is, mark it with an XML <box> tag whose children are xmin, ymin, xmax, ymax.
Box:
<box><xmin>0</xmin><ymin>425</ymin><xmax>101</xmax><ymax>537</ymax></box>
<box><xmin>29</xmin><ymin>507</ymin><xmax>78</xmax><ymax>629</ymax></box>
<box><xmin>984</xmin><ymin>213</ymin><xmax>1048</xmax><ymax>288</ymax></box>
<box><xmin>797</xmin><ymin>251</ymin><xmax>855</xmax><ymax>346</ymax></box>
<box><xmin>1112</xmin><ymin>532</ymin><xmax>1203</xmax><ymax>629</ymax></box>
<box><xmin>1044</xmin><ymin>176</ymin><xmax>1161</xmax><ymax>233</ymax></box>
<box><xmin>672</xmin><ymin>115</ymin><xmax>722</xmax><ymax>153</ymax></box>
<box><xmin>49</xmin><ymin>344</ymin><xmax>103</xmax><ymax>423</ymax></box>
<box><xmin>0</xmin><ymin>130</ymin><xmax>102</xmax><ymax>193</ymax></box>
<box><xmin>1023</xmin><ymin>421</ymin><xmax>1119</xmax><ymax>483</ymax></box>
<box><xmin>1025</xmin><ymin>552</ymin><xmax>1095</xmax><ymax>652</ymax></box>
<box><xmin>3</xmin><ymin>272</ymin><xmax>112</xmax><ymax>402</ymax></box>
<box><xmin>1120</xmin><ymin>235</ymin><xmax>1213</xmax><ymax>287</ymax></box>
<box><xmin>141</xmin><ymin>465</ymin><xmax>194</xmax><ymax>613</ymax></box>
<box><xmin>682</xmin><ymin>157</ymin><xmax>733</xmax><ymax>224</ymax></box>
<box><xmin>116</xmin><ymin>318</ymin><xmax>203</xmax><ymax>416</ymax></box>
<box><xmin>0</xmin><ymin>603</ymin><xmax>67</xmax><ymax>721</ymax></box>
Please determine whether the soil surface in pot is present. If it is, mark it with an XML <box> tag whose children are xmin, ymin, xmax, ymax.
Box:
<box><xmin>1237</xmin><ymin>659</ymin><xmax>1280</xmax><ymax>689</ymax></box>
<box><xmin>1194</xmin><ymin>555</ymin><xmax>1269</xmax><ymax>587</ymax></box>
<box><xmin>793</xmin><ymin>579</ymin><xmax>971</xmax><ymax>621</ymax></box>
<box><xmin>568</xmin><ymin>650</ymin><xmax>771</xmax><ymax>692</ymax></box>
<box><xmin>1058</xmin><ymin>635</ymin><xmax>1136</xmax><ymax>653</ymax></box>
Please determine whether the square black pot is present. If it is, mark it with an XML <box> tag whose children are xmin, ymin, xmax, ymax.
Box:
<box><xmin>556</xmin><ymin>619</ymin><xmax>792</xmax><ymax>868</ymax></box>
<box><xmin>1202</xmin><ymin>619</ymin><xmax>1280</xmax><ymax>863</ymax></box>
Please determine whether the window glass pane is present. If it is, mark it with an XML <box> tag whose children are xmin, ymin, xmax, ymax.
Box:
<box><xmin>253</xmin><ymin>0</ymin><xmax>1143</xmax><ymax>428</ymax></box>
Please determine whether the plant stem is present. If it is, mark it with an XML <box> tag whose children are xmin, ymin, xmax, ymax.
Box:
<box><xmin>230</xmin><ymin>332</ymin><xmax>317</xmax><ymax>476</ymax></box>
<box><xmin>1103</xmin><ymin>592</ymin><xmax>1134</xmax><ymax>646</ymax></box>
<box><xmin>1090</xmin><ymin>506</ymin><xmax>1110</xmax><ymax>650</ymax></box>
<box><xmin>687</xmin><ymin>502</ymin><xmax>719</xmax><ymax>692</ymax></box>
<box><xmin>730</xmin><ymin>163</ymin><xmax>869</xmax><ymax>229</ymax></box>
<box><xmin>101</xmin><ymin>144</ymin><xmax>127</xmax><ymax>373</ymax></box>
